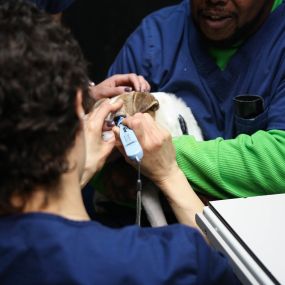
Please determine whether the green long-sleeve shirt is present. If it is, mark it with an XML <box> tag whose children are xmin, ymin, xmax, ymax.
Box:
<box><xmin>174</xmin><ymin>130</ymin><xmax>285</xmax><ymax>199</ymax></box>
<box><xmin>174</xmin><ymin>0</ymin><xmax>285</xmax><ymax>198</ymax></box>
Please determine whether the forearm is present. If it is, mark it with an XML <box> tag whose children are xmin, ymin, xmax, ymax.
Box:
<box><xmin>174</xmin><ymin>129</ymin><xmax>285</xmax><ymax>198</ymax></box>
<box><xmin>156</xmin><ymin>167</ymin><xmax>204</xmax><ymax>230</ymax></box>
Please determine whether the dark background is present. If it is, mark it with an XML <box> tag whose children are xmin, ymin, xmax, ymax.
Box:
<box><xmin>62</xmin><ymin>0</ymin><xmax>181</xmax><ymax>83</ymax></box>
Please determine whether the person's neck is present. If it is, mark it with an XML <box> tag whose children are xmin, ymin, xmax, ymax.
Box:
<box><xmin>22</xmin><ymin>171</ymin><xmax>90</xmax><ymax>221</ymax></box>
<box><xmin>13</xmin><ymin>127</ymin><xmax>90</xmax><ymax>221</ymax></box>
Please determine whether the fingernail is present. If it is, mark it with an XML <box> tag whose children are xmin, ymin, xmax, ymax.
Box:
<box><xmin>124</xmin><ymin>87</ymin><xmax>132</xmax><ymax>92</ymax></box>
<box><xmin>102</xmin><ymin>131</ymin><xmax>114</xmax><ymax>142</ymax></box>
<box><xmin>106</xmin><ymin>121</ymin><xmax>115</xmax><ymax>127</ymax></box>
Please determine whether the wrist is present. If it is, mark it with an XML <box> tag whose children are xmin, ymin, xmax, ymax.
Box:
<box><xmin>155</xmin><ymin>166</ymin><xmax>205</xmax><ymax>229</ymax></box>
<box><xmin>154</xmin><ymin>165</ymin><xmax>185</xmax><ymax>193</ymax></box>
<box><xmin>155</xmin><ymin>166</ymin><xmax>200</xmax><ymax>205</ymax></box>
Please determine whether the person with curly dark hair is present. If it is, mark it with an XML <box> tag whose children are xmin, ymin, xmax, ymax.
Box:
<box><xmin>25</xmin><ymin>0</ymin><xmax>151</xmax><ymax>219</ymax></box>
<box><xmin>0</xmin><ymin>1</ymin><xmax>241</xmax><ymax>284</ymax></box>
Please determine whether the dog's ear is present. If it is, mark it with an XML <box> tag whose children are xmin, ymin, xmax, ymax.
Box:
<box><xmin>132</xmin><ymin>92</ymin><xmax>159</xmax><ymax>115</ymax></box>
<box><xmin>89</xmin><ymin>92</ymin><xmax>160</xmax><ymax>119</ymax></box>
<box><xmin>109</xmin><ymin>91</ymin><xmax>159</xmax><ymax>117</ymax></box>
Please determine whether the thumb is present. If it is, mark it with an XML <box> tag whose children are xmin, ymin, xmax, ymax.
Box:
<box><xmin>112</xmin><ymin>126</ymin><xmax>120</xmax><ymax>138</ymax></box>
<box><xmin>101</xmin><ymin>131</ymin><xmax>117</xmax><ymax>160</ymax></box>
<box><xmin>112</xmin><ymin>125</ymin><xmax>125</xmax><ymax>155</ymax></box>
<box><xmin>112</xmin><ymin>126</ymin><xmax>122</xmax><ymax>148</ymax></box>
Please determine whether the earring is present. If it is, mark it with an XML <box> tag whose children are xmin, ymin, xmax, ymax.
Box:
<box><xmin>89</xmin><ymin>81</ymin><xmax>95</xmax><ymax>88</ymax></box>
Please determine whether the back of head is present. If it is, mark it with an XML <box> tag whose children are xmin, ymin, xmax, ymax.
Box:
<box><xmin>0</xmin><ymin>0</ymin><xmax>88</xmax><ymax>214</ymax></box>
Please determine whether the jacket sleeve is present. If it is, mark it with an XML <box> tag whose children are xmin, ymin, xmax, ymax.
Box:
<box><xmin>173</xmin><ymin>129</ymin><xmax>285</xmax><ymax>199</ymax></box>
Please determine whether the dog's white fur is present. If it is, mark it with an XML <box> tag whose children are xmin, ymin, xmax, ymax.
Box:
<box><xmin>153</xmin><ymin>92</ymin><xmax>203</xmax><ymax>140</ymax></box>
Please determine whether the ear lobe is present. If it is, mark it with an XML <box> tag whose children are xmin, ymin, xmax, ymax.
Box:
<box><xmin>75</xmin><ymin>90</ymin><xmax>85</xmax><ymax>119</ymax></box>
<box><xmin>82</xmin><ymin>91</ymin><xmax>96</xmax><ymax>114</ymax></box>
<box><xmin>133</xmin><ymin>92</ymin><xmax>159</xmax><ymax>114</ymax></box>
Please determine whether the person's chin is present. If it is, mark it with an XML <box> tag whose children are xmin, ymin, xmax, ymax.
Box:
<box><xmin>196</xmin><ymin>17</ymin><xmax>237</xmax><ymax>47</ymax></box>
<box><xmin>199</xmin><ymin>26</ymin><xmax>238</xmax><ymax>48</ymax></box>
<box><xmin>202</xmin><ymin>16</ymin><xmax>234</xmax><ymax>32</ymax></box>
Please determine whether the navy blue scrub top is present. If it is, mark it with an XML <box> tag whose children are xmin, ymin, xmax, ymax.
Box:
<box><xmin>108</xmin><ymin>0</ymin><xmax>285</xmax><ymax>140</ymax></box>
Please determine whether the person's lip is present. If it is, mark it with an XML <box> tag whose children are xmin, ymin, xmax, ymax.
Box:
<box><xmin>200</xmin><ymin>11</ymin><xmax>234</xmax><ymax>29</ymax></box>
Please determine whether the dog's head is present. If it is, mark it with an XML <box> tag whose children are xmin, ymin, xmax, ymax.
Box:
<box><xmin>95</xmin><ymin>91</ymin><xmax>160</xmax><ymax>120</ymax></box>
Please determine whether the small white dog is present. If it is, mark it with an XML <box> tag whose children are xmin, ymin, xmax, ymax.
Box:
<box><xmin>94</xmin><ymin>91</ymin><xmax>203</xmax><ymax>227</ymax></box>
<box><xmin>139</xmin><ymin>92</ymin><xmax>203</xmax><ymax>226</ymax></box>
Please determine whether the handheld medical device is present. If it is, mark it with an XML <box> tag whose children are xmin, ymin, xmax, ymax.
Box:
<box><xmin>114</xmin><ymin>116</ymin><xmax>143</xmax><ymax>162</ymax></box>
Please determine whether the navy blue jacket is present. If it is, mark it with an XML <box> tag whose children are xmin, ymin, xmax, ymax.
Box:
<box><xmin>0</xmin><ymin>213</ymin><xmax>240</xmax><ymax>284</ymax></box>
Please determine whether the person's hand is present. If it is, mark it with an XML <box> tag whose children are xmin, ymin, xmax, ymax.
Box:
<box><xmin>80</xmin><ymin>99</ymin><xmax>123</xmax><ymax>188</ymax></box>
<box><xmin>89</xmin><ymin>74</ymin><xmax>151</xmax><ymax>101</ymax></box>
<box><xmin>113</xmin><ymin>113</ymin><xmax>205</xmax><ymax>231</ymax></box>
<box><xmin>113</xmin><ymin>113</ymin><xmax>180</xmax><ymax>187</ymax></box>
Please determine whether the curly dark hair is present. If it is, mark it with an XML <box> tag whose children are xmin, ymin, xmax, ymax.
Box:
<box><xmin>0</xmin><ymin>0</ymin><xmax>90</xmax><ymax>214</ymax></box>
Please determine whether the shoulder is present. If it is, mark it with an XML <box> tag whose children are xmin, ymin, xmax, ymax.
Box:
<box><xmin>145</xmin><ymin>0</ymin><xmax>189</xmax><ymax>20</ymax></box>
<box><xmin>140</xmin><ymin>0</ymin><xmax>190</xmax><ymax>30</ymax></box>
<box><xmin>124</xmin><ymin>0</ymin><xmax>190</xmax><ymax>61</ymax></box>
<box><xmin>261</xmin><ymin>3</ymin><xmax>285</xmax><ymax>44</ymax></box>
<box><xmin>246</xmin><ymin>4</ymin><xmax>285</xmax><ymax>90</ymax></box>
